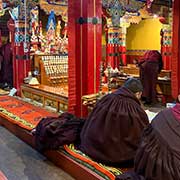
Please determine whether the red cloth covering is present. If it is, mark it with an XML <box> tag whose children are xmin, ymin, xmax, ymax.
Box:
<box><xmin>0</xmin><ymin>96</ymin><xmax>57</xmax><ymax>130</ymax></box>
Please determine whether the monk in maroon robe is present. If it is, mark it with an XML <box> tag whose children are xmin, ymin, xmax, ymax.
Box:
<box><xmin>79</xmin><ymin>78</ymin><xmax>149</xmax><ymax>166</ymax></box>
<box><xmin>0</xmin><ymin>52</ymin><xmax>3</xmax><ymax>71</ymax></box>
<box><xmin>139</xmin><ymin>50</ymin><xmax>163</xmax><ymax>104</ymax></box>
<box><xmin>0</xmin><ymin>40</ymin><xmax>13</xmax><ymax>88</ymax></box>
<box><xmin>116</xmin><ymin>96</ymin><xmax>180</xmax><ymax>180</ymax></box>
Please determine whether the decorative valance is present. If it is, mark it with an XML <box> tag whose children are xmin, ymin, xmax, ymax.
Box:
<box><xmin>39</xmin><ymin>0</ymin><xmax>67</xmax><ymax>22</ymax></box>
<box><xmin>102</xmin><ymin>0</ymin><xmax>146</xmax><ymax>27</ymax></box>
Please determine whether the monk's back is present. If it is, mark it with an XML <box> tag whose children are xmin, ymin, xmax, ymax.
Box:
<box><xmin>79</xmin><ymin>87</ymin><xmax>149</xmax><ymax>166</ymax></box>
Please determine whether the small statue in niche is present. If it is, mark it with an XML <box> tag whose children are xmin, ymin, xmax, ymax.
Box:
<box><xmin>38</xmin><ymin>21</ymin><xmax>46</xmax><ymax>52</ymax></box>
<box><xmin>30</xmin><ymin>6</ymin><xmax>39</xmax><ymax>36</ymax></box>
<box><xmin>46</xmin><ymin>11</ymin><xmax>56</xmax><ymax>53</ymax></box>
<box><xmin>46</xmin><ymin>19</ymin><xmax>55</xmax><ymax>41</ymax></box>
<box><xmin>61</xmin><ymin>23</ymin><xmax>68</xmax><ymax>54</ymax></box>
<box><xmin>55</xmin><ymin>20</ymin><xmax>63</xmax><ymax>53</ymax></box>
<box><xmin>56</xmin><ymin>20</ymin><xmax>61</xmax><ymax>37</ymax></box>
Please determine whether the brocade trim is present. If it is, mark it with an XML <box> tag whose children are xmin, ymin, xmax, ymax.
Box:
<box><xmin>0</xmin><ymin>107</ymin><xmax>35</xmax><ymax>129</ymax></box>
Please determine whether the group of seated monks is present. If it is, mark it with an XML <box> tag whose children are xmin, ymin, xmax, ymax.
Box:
<box><xmin>34</xmin><ymin>78</ymin><xmax>180</xmax><ymax>180</ymax></box>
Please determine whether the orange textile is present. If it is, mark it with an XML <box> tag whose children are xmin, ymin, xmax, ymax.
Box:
<box><xmin>0</xmin><ymin>96</ymin><xmax>57</xmax><ymax>130</ymax></box>
<box><xmin>63</xmin><ymin>144</ymin><xmax>123</xmax><ymax>180</ymax></box>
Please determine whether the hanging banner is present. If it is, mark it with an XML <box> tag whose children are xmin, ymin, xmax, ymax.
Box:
<box><xmin>39</xmin><ymin>0</ymin><xmax>68</xmax><ymax>22</ymax></box>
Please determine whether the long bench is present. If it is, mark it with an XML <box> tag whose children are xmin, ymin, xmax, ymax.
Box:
<box><xmin>0</xmin><ymin>116</ymin><xmax>104</xmax><ymax>180</ymax></box>
<box><xmin>0</xmin><ymin>96</ymin><xmax>130</xmax><ymax>180</ymax></box>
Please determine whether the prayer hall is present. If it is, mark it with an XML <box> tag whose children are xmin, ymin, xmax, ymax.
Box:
<box><xmin>0</xmin><ymin>0</ymin><xmax>179</xmax><ymax>179</ymax></box>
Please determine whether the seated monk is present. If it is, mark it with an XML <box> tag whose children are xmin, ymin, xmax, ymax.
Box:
<box><xmin>116</xmin><ymin>95</ymin><xmax>180</xmax><ymax>180</ymax></box>
<box><xmin>34</xmin><ymin>78</ymin><xmax>148</xmax><ymax>167</ymax></box>
<box><xmin>78</xmin><ymin>78</ymin><xmax>149</xmax><ymax>166</ymax></box>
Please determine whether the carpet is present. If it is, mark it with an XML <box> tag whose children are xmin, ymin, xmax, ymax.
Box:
<box><xmin>61</xmin><ymin>144</ymin><xmax>124</xmax><ymax>180</ymax></box>
<box><xmin>0</xmin><ymin>96</ymin><xmax>58</xmax><ymax>131</ymax></box>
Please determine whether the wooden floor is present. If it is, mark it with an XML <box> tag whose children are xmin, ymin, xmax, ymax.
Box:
<box><xmin>0</xmin><ymin>116</ymin><xmax>104</xmax><ymax>180</ymax></box>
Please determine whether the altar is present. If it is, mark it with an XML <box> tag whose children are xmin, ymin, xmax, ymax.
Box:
<box><xmin>114</xmin><ymin>66</ymin><xmax>171</xmax><ymax>95</ymax></box>
<box><xmin>82</xmin><ymin>65</ymin><xmax>172</xmax><ymax>112</ymax></box>
<box><xmin>18</xmin><ymin>2</ymin><xmax>69</xmax><ymax>113</ymax></box>
<box><xmin>21</xmin><ymin>84</ymin><xmax>68</xmax><ymax>113</ymax></box>
<box><xmin>112</xmin><ymin>76</ymin><xmax>171</xmax><ymax>100</ymax></box>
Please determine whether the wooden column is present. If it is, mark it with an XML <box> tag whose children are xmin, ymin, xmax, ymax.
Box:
<box><xmin>171</xmin><ymin>0</ymin><xmax>180</xmax><ymax>98</ymax></box>
<box><xmin>13</xmin><ymin>20</ymin><xmax>30</xmax><ymax>95</ymax></box>
<box><xmin>68</xmin><ymin>0</ymin><xmax>102</xmax><ymax>117</ymax></box>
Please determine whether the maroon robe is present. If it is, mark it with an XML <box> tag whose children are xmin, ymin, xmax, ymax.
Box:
<box><xmin>171</xmin><ymin>102</ymin><xmax>180</xmax><ymax>121</ymax></box>
<box><xmin>34</xmin><ymin>112</ymin><xmax>85</xmax><ymax>152</ymax></box>
<box><xmin>139</xmin><ymin>50</ymin><xmax>163</xmax><ymax>104</ymax></box>
<box><xmin>0</xmin><ymin>42</ymin><xmax>13</xmax><ymax>86</ymax></box>
<box><xmin>0</xmin><ymin>53</ymin><xmax>3</xmax><ymax>71</ymax></box>
<box><xmin>79</xmin><ymin>87</ymin><xmax>149</xmax><ymax>166</ymax></box>
<box><xmin>116</xmin><ymin>106</ymin><xmax>180</xmax><ymax>180</ymax></box>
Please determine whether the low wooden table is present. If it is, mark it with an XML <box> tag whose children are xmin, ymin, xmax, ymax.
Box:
<box><xmin>113</xmin><ymin>77</ymin><xmax>171</xmax><ymax>95</ymax></box>
<box><xmin>21</xmin><ymin>84</ymin><xmax>68</xmax><ymax>113</ymax></box>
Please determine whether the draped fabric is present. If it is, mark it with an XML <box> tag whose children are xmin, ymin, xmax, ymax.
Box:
<box><xmin>139</xmin><ymin>50</ymin><xmax>163</xmax><ymax>104</ymax></box>
<box><xmin>0</xmin><ymin>53</ymin><xmax>3</xmax><ymax>71</ymax></box>
<box><xmin>79</xmin><ymin>87</ymin><xmax>149</xmax><ymax>166</ymax></box>
<box><xmin>34</xmin><ymin>112</ymin><xmax>85</xmax><ymax>152</ymax></box>
<box><xmin>135</xmin><ymin>109</ymin><xmax>180</xmax><ymax>180</ymax></box>
<box><xmin>116</xmin><ymin>108</ymin><xmax>180</xmax><ymax>180</ymax></box>
<box><xmin>39</xmin><ymin>0</ymin><xmax>67</xmax><ymax>22</ymax></box>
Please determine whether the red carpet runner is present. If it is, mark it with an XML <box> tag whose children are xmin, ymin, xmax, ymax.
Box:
<box><xmin>0</xmin><ymin>96</ymin><xmax>57</xmax><ymax>130</ymax></box>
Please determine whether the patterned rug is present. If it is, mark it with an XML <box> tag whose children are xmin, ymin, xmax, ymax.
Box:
<box><xmin>0</xmin><ymin>96</ymin><xmax>58</xmax><ymax>130</ymax></box>
<box><xmin>61</xmin><ymin>144</ymin><xmax>125</xmax><ymax>180</ymax></box>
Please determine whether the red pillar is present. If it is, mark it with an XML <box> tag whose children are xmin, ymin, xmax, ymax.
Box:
<box><xmin>106</xmin><ymin>27</ymin><xmax>120</xmax><ymax>69</ymax></box>
<box><xmin>13</xmin><ymin>20</ymin><xmax>31</xmax><ymax>95</ymax></box>
<box><xmin>68</xmin><ymin>0</ymin><xmax>102</xmax><ymax>117</ymax></box>
<box><xmin>161</xmin><ymin>28</ymin><xmax>172</xmax><ymax>70</ymax></box>
<box><xmin>171</xmin><ymin>0</ymin><xmax>180</xmax><ymax>98</ymax></box>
